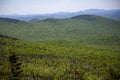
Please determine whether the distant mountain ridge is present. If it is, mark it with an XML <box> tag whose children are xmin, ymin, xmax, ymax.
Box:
<box><xmin>75</xmin><ymin>9</ymin><xmax>120</xmax><ymax>20</ymax></box>
<box><xmin>0</xmin><ymin>9</ymin><xmax>120</xmax><ymax>21</ymax></box>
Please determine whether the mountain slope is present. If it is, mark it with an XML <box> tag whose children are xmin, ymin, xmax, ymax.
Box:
<box><xmin>0</xmin><ymin>18</ymin><xmax>21</xmax><ymax>23</ymax></box>
<box><xmin>0</xmin><ymin>15</ymin><xmax>120</xmax><ymax>45</ymax></box>
<box><xmin>71</xmin><ymin>15</ymin><xmax>103</xmax><ymax>21</ymax></box>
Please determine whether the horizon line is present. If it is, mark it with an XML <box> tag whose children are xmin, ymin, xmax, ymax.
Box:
<box><xmin>0</xmin><ymin>8</ymin><xmax>120</xmax><ymax>15</ymax></box>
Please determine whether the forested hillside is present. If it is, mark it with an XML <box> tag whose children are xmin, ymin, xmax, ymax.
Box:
<box><xmin>0</xmin><ymin>15</ymin><xmax>120</xmax><ymax>45</ymax></box>
<box><xmin>0</xmin><ymin>15</ymin><xmax>120</xmax><ymax>80</ymax></box>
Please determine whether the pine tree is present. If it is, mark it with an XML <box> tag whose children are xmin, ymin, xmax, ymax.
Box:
<box><xmin>9</xmin><ymin>52</ymin><xmax>23</xmax><ymax>80</ymax></box>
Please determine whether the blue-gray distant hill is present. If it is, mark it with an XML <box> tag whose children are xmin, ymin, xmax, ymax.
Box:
<box><xmin>75</xmin><ymin>9</ymin><xmax>120</xmax><ymax>21</ymax></box>
<box><xmin>0</xmin><ymin>9</ymin><xmax>120</xmax><ymax>21</ymax></box>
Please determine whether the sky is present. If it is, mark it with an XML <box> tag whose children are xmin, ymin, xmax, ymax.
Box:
<box><xmin>0</xmin><ymin>0</ymin><xmax>120</xmax><ymax>14</ymax></box>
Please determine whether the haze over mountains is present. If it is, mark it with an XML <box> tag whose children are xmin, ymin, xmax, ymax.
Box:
<box><xmin>0</xmin><ymin>9</ymin><xmax>120</xmax><ymax>21</ymax></box>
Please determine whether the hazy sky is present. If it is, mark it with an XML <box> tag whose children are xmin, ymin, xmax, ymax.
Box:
<box><xmin>0</xmin><ymin>0</ymin><xmax>120</xmax><ymax>14</ymax></box>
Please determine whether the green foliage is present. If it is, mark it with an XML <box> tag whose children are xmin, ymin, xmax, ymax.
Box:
<box><xmin>0</xmin><ymin>46</ymin><xmax>9</xmax><ymax>80</ymax></box>
<box><xmin>0</xmin><ymin>33</ymin><xmax>120</xmax><ymax>79</ymax></box>
<box><xmin>105</xmin><ymin>67</ymin><xmax>120</xmax><ymax>80</ymax></box>
<box><xmin>0</xmin><ymin>15</ymin><xmax>120</xmax><ymax>80</ymax></box>
<box><xmin>0</xmin><ymin>34</ymin><xmax>23</xmax><ymax>80</ymax></box>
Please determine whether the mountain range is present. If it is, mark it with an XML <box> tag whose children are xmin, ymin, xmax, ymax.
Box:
<box><xmin>0</xmin><ymin>9</ymin><xmax>120</xmax><ymax>21</ymax></box>
<box><xmin>0</xmin><ymin>8</ymin><xmax>120</xmax><ymax>80</ymax></box>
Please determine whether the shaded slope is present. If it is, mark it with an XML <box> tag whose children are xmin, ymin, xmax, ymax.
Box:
<box><xmin>0</xmin><ymin>34</ymin><xmax>18</xmax><ymax>40</ymax></box>
<box><xmin>71</xmin><ymin>15</ymin><xmax>99</xmax><ymax>21</ymax></box>
<box><xmin>0</xmin><ymin>18</ymin><xmax>21</xmax><ymax>23</ymax></box>
<box><xmin>0</xmin><ymin>34</ymin><xmax>18</xmax><ymax>46</ymax></box>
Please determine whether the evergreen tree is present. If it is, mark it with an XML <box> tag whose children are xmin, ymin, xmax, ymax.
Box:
<box><xmin>9</xmin><ymin>52</ymin><xmax>23</xmax><ymax>80</ymax></box>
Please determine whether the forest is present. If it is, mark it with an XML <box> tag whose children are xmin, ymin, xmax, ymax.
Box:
<box><xmin>0</xmin><ymin>15</ymin><xmax>120</xmax><ymax>80</ymax></box>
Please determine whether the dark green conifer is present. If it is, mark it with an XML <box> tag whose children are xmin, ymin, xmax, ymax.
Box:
<box><xmin>9</xmin><ymin>52</ymin><xmax>23</xmax><ymax>80</ymax></box>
